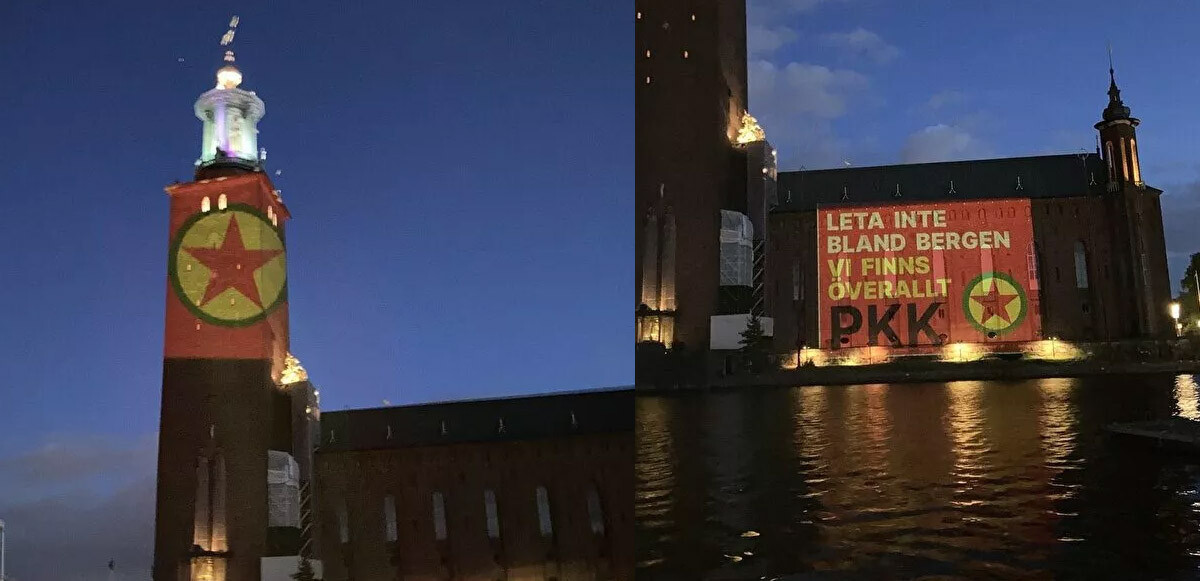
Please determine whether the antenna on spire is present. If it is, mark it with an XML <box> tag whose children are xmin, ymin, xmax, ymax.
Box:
<box><xmin>1106</xmin><ymin>41</ymin><xmax>1117</xmax><ymax>85</ymax></box>
<box><xmin>220</xmin><ymin>15</ymin><xmax>240</xmax><ymax>63</ymax></box>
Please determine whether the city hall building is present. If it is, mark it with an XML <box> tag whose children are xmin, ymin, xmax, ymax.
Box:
<box><xmin>765</xmin><ymin>70</ymin><xmax>1172</xmax><ymax>357</ymax></box>
<box><xmin>152</xmin><ymin>24</ymin><xmax>632</xmax><ymax>581</ymax></box>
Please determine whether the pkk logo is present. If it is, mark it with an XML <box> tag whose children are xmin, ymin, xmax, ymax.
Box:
<box><xmin>961</xmin><ymin>271</ymin><xmax>1027</xmax><ymax>336</ymax></box>
<box><xmin>169</xmin><ymin>204</ymin><xmax>287</xmax><ymax>327</ymax></box>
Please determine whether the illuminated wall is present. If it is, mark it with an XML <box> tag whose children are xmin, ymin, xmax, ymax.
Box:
<box><xmin>817</xmin><ymin>199</ymin><xmax>1041</xmax><ymax>349</ymax></box>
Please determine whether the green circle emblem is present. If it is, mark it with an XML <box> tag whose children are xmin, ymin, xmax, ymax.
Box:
<box><xmin>169</xmin><ymin>204</ymin><xmax>287</xmax><ymax>327</ymax></box>
<box><xmin>961</xmin><ymin>271</ymin><xmax>1028</xmax><ymax>336</ymax></box>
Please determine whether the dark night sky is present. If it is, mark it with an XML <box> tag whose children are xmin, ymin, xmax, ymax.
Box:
<box><xmin>0</xmin><ymin>1</ymin><xmax>628</xmax><ymax>579</ymax></box>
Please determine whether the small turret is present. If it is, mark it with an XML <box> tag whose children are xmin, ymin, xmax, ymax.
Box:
<box><xmin>194</xmin><ymin>17</ymin><xmax>266</xmax><ymax>179</ymax></box>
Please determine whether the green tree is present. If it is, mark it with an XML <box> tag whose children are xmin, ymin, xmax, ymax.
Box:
<box><xmin>291</xmin><ymin>556</ymin><xmax>317</xmax><ymax>581</ymax></box>
<box><xmin>739</xmin><ymin>313</ymin><xmax>770</xmax><ymax>374</ymax></box>
<box><xmin>1180</xmin><ymin>252</ymin><xmax>1200</xmax><ymax>326</ymax></box>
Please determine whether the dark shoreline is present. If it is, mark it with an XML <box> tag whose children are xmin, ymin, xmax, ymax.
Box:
<box><xmin>637</xmin><ymin>359</ymin><xmax>1200</xmax><ymax>393</ymax></box>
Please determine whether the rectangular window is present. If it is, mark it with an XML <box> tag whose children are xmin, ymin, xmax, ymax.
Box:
<box><xmin>586</xmin><ymin>487</ymin><xmax>605</xmax><ymax>535</ymax></box>
<box><xmin>484</xmin><ymin>489</ymin><xmax>500</xmax><ymax>539</ymax></box>
<box><xmin>383</xmin><ymin>495</ymin><xmax>397</xmax><ymax>542</ymax></box>
<box><xmin>535</xmin><ymin>486</ymin><xmax>553</xmax><ymax>537</ymax></box>
<box><xmin>336</xmin><ymin>500</ymin><xmax>349</xmax><ymax>544</ymax></box>
<box><xmin>792</xmin><ymin>261</ymin><xmax>800</xmax><ymax>301</ymax></box>
<box><xmin>432</xmin><ymin>491</ymin><xmax>448</xmax><ymax>541</ymax></box>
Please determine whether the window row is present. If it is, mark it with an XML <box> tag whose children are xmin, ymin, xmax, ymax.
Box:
<box><xmin>198</xmin><ymin>195</ymin><xmax>279</xmax><ymax>226</ymax></box>
<box><xmin>334</xmin><ymin>485</ymin><xmax>607</xmax><ymax>545</ymax></box>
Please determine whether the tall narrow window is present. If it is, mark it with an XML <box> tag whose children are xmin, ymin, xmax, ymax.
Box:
<box><xmin>586</xmin><ymin>486</ymin><xmax>605</xmax><ymax>535</ymax></box>
<box><xmin>432</xmin><ymin>491</ymin><xmax>448</xmax><ymax>541</ymax></box>
<box><xmin>641</xmin><ymin>211</ymin><xmax>659</xmax><ymax>309</ymax></box>
<box><xmin>1131</xmin><ymin>138</ymin><xmax>1142</xmax><ymax>183</ymax></box>
<box><xmin>535</xmin><ymin>485</ymin><xmax>553</xmax><ymax>537</ymax></box>
<box><xmin>383</xmin><ymin>495</ymin><xmax>398</xmax><ymax>542</ymax></box>
<box><xmin>201</xmin><ymin>196</ymin><xmax>211</xmax><ymax>213</ymax></box>
<box><xmin>792</xmin><ymin>260</ymin><xmax>801</xmax><ymax>301</ymax></box>
<box><xmin>217</xmin><ymin>193</ymin><xmax>228</xmax><ymax>210</ymax></box>
<box><xmin>660</xmin><ymin>211</ymin><xmax>676</xmax><ymax>311</ymax></box>
<box><xmin>1105</xmin><ymin>141</ymin><xmax>1115</xmax><ymax>179</ymax></box>
<box><xmin>484</xmin><ymin>489</ymin><xmax>500</xmax><ymax>539</ymax></box>
<box><xmin>1118</xmin><ymin>139</ymin><xmax>1129</xmax><ymax>181</ymax></box>
<box><xmin>1074</xmin><ymin>241</ymin><xmax>1089</xmax><ymax>289</ymax></box>
<box><xmin>336</xmin><ymin>500</ymin><xmax>349</xmax><ymax>544</ymax></box>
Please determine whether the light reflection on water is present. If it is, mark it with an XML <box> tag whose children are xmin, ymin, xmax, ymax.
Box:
<box><xmin>635</xmin><ymin>375</ymin><xmax>1200</xmax><ymax>579</ymax></box>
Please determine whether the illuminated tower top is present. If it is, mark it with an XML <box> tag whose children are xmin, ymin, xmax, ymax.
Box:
<box><xmin>194</xmin><ymin>16</ymin><xmax>266</xmax><ymax>177</ymax></box>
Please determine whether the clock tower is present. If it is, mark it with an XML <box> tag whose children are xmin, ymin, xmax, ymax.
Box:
<box><xmin>153</xmin><ymin>21</ymin><xmax>319</xmax><ymax>581</ymax></box>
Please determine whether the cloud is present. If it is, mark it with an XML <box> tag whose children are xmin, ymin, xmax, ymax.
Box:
<box><xmin>1160</xmin><ymin>179</ymin><xmax>1200</xmax><ymax>290</ymax></box>
<box><xmin>749</xmin><ymin>60</ymin><xmax>871</xmax><ymax>170</ymax></box>
<box><xmin>0</xmin><ymin>435</ymin><xmax>156</xmax><ymax>581</ymax></box>
<box><xmin>0</xmin><ymin>436</ymin><xmax>156</xmax><ymax>487</ymax></box>
<box><xmin>751</xmin><ymin>60</ymin><xmax>869</xmax><ymax>120</ymax></box>
<box><xmin>924</xmin><ymin>90</ymin><xmax>965</xmax><ymax>112</ymax></box>
<box><xmin>900</xmin><ymin>124</ymin><xmax>992</xmax><ymax>164</ymax></box>
<box><xmin>748</xmin><ymin>24</ymin><xmax>798</xmax><ymax>57</ymax></box>
<box><xmin>749</xmin><ymin>0</ymin><xmax>846</xmax><ymax>22</ymax></box>
<box><xmin>819</xmin><ymin>27</ymin><xmax>900</xmax><ymax>64</ymax></box>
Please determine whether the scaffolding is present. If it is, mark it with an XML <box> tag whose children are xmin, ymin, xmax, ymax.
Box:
<box><xmin>719</xmin><ymin>210</ymin><xmax>754</xmax><ymax>287</ymax></box>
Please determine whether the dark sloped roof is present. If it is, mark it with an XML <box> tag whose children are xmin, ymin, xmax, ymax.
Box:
<box><xmin>318</xmin><ymin>387</ymin><xmax>633</xmax><ymax>451</ymax></box>
<box><xmin>775</xmin><ymin>153</ymin><xmax>1109</xmax><ymax>212</ymax></box>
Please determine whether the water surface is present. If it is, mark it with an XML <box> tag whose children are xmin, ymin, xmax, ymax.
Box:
<box><xmin>636</xmin><ymin>375</ymin><xmax>1200</xmax><ymax>580</ymax></box>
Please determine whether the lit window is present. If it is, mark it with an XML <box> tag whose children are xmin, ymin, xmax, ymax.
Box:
<box><xmin>432</xmin><ymin>491</ymin><xmax>448</xmax><ymax>541</ymax></box>
<box><xmin>535</xmin><ymin>485</ymin><xmax>553</xmax><ymax>537</ymax></box>
<box><xmin>645</xmin><ymin>76</ymin><xmax>651</xmax><ymax>84</ymax></box>
<box><xmin>1118</xmin><ymin>139</ymin><xmax>1129</xmax><ymax>181</ymax></box>
<box><xmin>201</xmin><ymin>196</ymin><xmax>211</xmax><ymax>212</ymax></box>
<box><xmin>683</xmin><ymin>50</ymin><xmax>689</xmax><ymax>58</ymax></box>
<box><xmin>1105</xmin><ymin>141</ymin><xmax>1115</xmax><ymax>179</ymax></box>
<box><xmin>217</xmin><ymin>194</ymin><xmax>228</xmax><ymax>210</ymax></box>
<box><xmin>383</xmin><ymin>495</ymin><xmax>397</xmax><ymax>542</ymax></box>
<box><xmin>336</xmin><ymin>500</ymin><xmax>349</xmax><ymax>544</ymax></box>
<box><xmin>636</xmin><ymin>11</ymin><xmax>641</xmax><ymax>19</ymax></box>
<box><xmin>484</xmin><ymin>489</ymin><xmax>500</xmax><ymax>539</ymax></box>
<box><xmin>586</xmin><ymin>486</ymin><xmax>605</xmax><ymax>535</ymax></box>
<box><xmin>691</xmin><ymin>13</ymin><xmax>696</xmax><ymax>20</ymax></box>
<box><xmin>645</xmin><ymin>49</ymin><xmax>651</xmax><ymax>58</ymax></box>
<box><xmin>1131</xmin><ymin>138</ymin><xmax>1141</xmax><ymax>183</ymax></box>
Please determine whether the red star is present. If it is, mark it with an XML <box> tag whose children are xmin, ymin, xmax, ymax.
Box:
<box><xmin>183</xmin><ymin>214</ymin><xmax>282</xmax><ymax>308</ymax></box>
<box><xmin>971</xmin><ymin>281</ymin><xmax>1018</xmax><ymax>324</ymax></box>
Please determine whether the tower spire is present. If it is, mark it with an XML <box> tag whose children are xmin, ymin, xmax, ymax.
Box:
<box><xmin>193</xmin><ymin>15</ymin><xmax>265</xmax><ymax>177</ymax></box>
<box><xmin>216</xmin><ymin>16</ymin><xmax>242</xmax><ymax>90</ymax></box>
<box><xmin>1100</xmin><ymin>43</ymin><xmax>1131</xmax><ymax>122</ymax></box>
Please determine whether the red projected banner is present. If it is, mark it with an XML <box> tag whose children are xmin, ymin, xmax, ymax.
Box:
<box><xmin>817</xmin><ymin>199</ymin><xmax>1041</xmax><ymax>349</ymax></box>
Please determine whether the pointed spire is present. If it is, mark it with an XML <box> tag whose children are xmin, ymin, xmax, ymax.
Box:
<box><xmin>216</xmin><ymin>16</ymin><xmax>243</xmax><ymax>89</ymax></box>
<box><xmin>1101</xmin><ymin>43</ymin><xmax>1132</xmax><ymax>122</ymax></box>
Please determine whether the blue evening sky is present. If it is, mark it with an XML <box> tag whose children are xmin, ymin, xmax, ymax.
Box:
<box><xmin>748</xmin><ymin>0</ymin><xmax>1200</xmax><ymax>284</ymax></box>
<box><xmin>0</xmin><ymin>2</ymin><xmax>627</xmax><ymax>579</ymax></box>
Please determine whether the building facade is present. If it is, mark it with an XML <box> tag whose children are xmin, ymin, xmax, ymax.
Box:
<box><xmin>635</xmin><ymin>0</ymin><xmax>777</xmax><ymax>355</ymax></box>
<box><xmin>153</xmin><ymin>39</ymin><xmax>322</xmax><ymax>581</ymax></box>
<box><xmin>766</xmin><ymin>71</ymin><xmax>1171</xmax><ymax>355</ymax></box>
<box><xmin>314</xmin><ymin>389</ymin><xmax>634</xmax><ymax>581</ymax></box>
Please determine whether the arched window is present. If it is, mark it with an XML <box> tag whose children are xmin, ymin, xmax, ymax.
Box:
<box><xmin>1074</xmin><ymin>241</ymin><xmax>1089</xmax><ymax>289</ymax></box>
<box><xmin>483</xmin><ymin>489</ymin><xmax>500</xmax><ymax>539</ymax></box>
<box><xmin>432</xmin><ymin>491</ymin><xmax>448</xmax><ymax>541</ymax></box>
<box><xmin>1105</xmin><ymin>141</ymin><xmax>1115</xmax><ymax>179</ymax></box>
<box><xmin>217</xmin><ymin>194</ymin><xmax>228</xmax><ymax>210</ymax></box>
<box><xmin>1118</xmin><ymin>139</ymin><xmax>1129</xmax><ymax>181</ymax></box>
<box><xmin>1131</xmin><ymin>138</ymin><xmax>1142</xmax><ymax>183</ymax></box>
<box><xmin>586</xmin><ymin>485</ymin><xmax>605</xmax><ymax>535</ymax></box>
<box><xmin>383</xmin><ymin>495</ymin><xmax>397</xmax><ymax>542</ymax></box>
<box><xmin>535</xmin><ymin>485</ymin><xmax>553</xmax><ymax>537</ymax></box>
<box><xmin>201</xmin><ymin>196</ymin><xmax>211</xmax><ymax>212</ymax></box>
